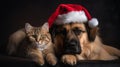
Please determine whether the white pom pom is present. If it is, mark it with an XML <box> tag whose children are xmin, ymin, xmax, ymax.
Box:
<box><xmin>88</xmin><ymin>18</ymin><xmax>99</xmax><ymax>28</ymax></box>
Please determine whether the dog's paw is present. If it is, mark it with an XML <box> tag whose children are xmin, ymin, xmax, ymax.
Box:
<box><xmin>46</xmin><ymin>53</ymin><xmax>57</xmax><ymax>66</ymax></box>
<box><xmin>62</xmin><ymin>55</ymin><xmax>77</xmax><ymax>65</ymax></box>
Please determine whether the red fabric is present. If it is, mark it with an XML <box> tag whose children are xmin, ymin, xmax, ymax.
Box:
<box><xmin>48</xmin><ymin>4</ymin><xmax>92</xmax><ymax>28</ymax></box>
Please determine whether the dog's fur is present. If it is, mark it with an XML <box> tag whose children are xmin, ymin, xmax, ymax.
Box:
<box><xmin>50</xmin><ymin>22</ymin><xmax>120</xmax><ymax>65</ymax></box>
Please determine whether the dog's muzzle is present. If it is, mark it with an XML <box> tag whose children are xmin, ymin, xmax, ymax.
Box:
<box><xmin>64</xmin><ymin>39</ymin><xmax>81</xmax><ymax>54</ymax></box>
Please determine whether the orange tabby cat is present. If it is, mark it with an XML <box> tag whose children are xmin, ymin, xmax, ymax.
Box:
<box><xmin>6</xmin><ymin>23</ymin><xmax>57</xmax><ymax>66</ymax></box>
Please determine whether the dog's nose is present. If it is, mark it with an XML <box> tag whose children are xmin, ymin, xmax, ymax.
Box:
<box><xmin>64</xmin><ymin>39</ymin><xmax>81</xmax><ymax>54</ymax></box>
<box><xmin>69</xmin><ymin>39</ymin><xmax>77</xmax><ymax>46</ymax></box>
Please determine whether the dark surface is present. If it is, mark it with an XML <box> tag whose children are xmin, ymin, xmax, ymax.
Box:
<box><xmin>0</xmin><ymin>0</ymin><xmax>120</xmax><ymax>67</ymax></box>
<box><xmin>0</xmin><ymin>54</ymin><xmax>120</xmax><ymax>67</ymax></box>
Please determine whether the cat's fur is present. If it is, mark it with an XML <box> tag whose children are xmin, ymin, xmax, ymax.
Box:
<box><xmin>6</xmin><ymin>23</ymin><xmax>57</xmax><ymax>65</ymax></box>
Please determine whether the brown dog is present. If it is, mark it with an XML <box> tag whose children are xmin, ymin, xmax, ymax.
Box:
<box><xmin>48</xmin><ymin>4</ymin><xmax>120</xmax><ymax>65</ymax></box>
<box><xmin>50</xmin><ymin>23</ymin><xmax>120</xmax><ymax>65</ymax></box>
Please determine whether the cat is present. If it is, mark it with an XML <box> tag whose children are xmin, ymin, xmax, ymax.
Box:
<box><xmin>6</xmin><ymin>22</ymin><xmax>57</xmax><ymax>66</ymax></box>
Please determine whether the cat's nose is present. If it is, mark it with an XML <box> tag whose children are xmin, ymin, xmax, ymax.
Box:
<box><xmin>36</xmin><ymin>42</ymin><xmax>39</xmax><ymax>45</ymax></box>
<box><xmin>36</xmin><ymin>39</ymin><xmax>39</xmax><ymax>42</ymax></box>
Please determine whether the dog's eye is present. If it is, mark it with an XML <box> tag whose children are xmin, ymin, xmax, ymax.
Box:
<box><xmin>60</xmin><ymin>28</ymin><xmax>67</xmax><ymax>34</ymax></box>
<box><xmin>73</xmin><ymin>29</ymin><xmax>82</xmax><ymax>35</ymax></box>
<box><xmin>56</xmin><ymin>28</ymin><xmax>67</xmax><ymax>35</ymax></box>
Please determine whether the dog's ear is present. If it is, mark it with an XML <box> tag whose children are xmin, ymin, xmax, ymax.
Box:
<box><xmin>89</xmin><ymin>27</ymin><xmax>98</xmax><ymax>42</ymax></box>
<box><xmin>49</xmin><ymin>24</ymin><xmax>57</xmax><ymax>43</ymax></box>
<box><xmin>85</xmin><ymin>23</ymin><xmax>99</xmax><ymax>42</ymax></box>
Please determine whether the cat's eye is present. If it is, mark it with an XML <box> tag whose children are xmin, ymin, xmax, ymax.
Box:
<box><xmin>42</xmin><ymin>36</ymin><xmax>45</xmax><ymax>39</ymax></box>
<box><xmin>32</xmin><ymin>35</ymin><xmax>37</xmax><ymax>38</ymax></box>
<box><xmin>41</xmin><ymin>35</ymin><xmax>46</xmax><ymax>39</ymax></box>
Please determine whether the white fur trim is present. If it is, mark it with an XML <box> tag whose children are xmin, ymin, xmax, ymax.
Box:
<box><xmin>88</xmin><ymin>18</ymin><xmax>99</xmax><ymax>28</ymax></box>
<box><xmin>55</xmin><ymin>11</ymin><xmax>88</xmax><ymax>24</ymax></box>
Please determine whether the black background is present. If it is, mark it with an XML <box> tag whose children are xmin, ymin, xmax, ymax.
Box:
<box><xmin>0</xmin><ymin>0</ymin><xmax>120</xmax><ymax>54</ymax></box>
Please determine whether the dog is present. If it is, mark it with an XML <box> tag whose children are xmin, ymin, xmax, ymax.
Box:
<box><xmin>49</xmin><ymin>23</ymin><xmax>120</xmax><ymax>65</ymax></box>
<box><xmin>48</xmin><ymin>4</ymin><xmax>120</xmax><ymax>65</ymax></box>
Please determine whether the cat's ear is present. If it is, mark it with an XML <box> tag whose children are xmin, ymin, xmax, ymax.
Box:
<box><xmin>25</xmin><ymin>23</ymin><xmax>33</xmax><ymax>33</ymax></box>
<box><xmin>41</xmin><ymin>22</ymin><xmax>49</xmax><ymax>32</ymax></box>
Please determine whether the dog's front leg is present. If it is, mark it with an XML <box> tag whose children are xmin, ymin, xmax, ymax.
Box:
<box><xmin>61</xmin><ymin>54</ymin><xmax>77</xmax><ymax>65</ymax></box>
<box><xmin>76</xmin><ymin>54</ymin><xmax>85</xmax><ymax>60</ymax></box>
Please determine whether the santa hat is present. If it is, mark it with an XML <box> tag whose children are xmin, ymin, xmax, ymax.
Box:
<box><xmin>48</xmin><ymin>4</ymin><xmax>98</xmax><ymax>28</ymax></box>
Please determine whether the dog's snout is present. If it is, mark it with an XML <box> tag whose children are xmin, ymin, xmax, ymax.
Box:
<box><xmin>64</xmin><ymin>39</ymin><xmax>81</xmax><ymax>54</ymax></box>
<box><xmin>69</xmin><ymin>40</ymin><xmax>77</xmax><ymax>46</ymax></box>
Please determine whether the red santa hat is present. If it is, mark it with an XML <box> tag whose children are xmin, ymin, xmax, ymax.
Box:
<box><xmin>48</xmin><ymin>4</ymin><xmax>98</xmax><ymax>28</ymax></box>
